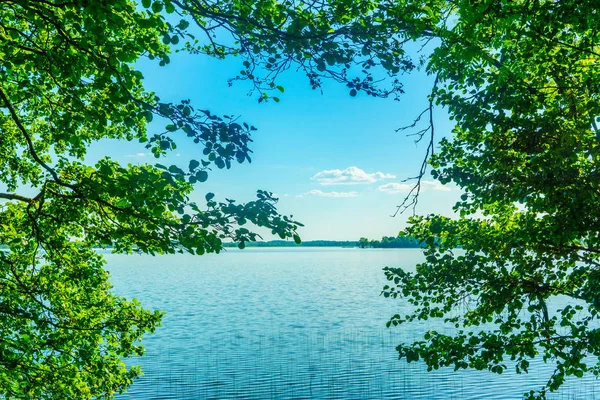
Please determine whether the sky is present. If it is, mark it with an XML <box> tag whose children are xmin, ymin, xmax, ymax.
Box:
<box><xmin>86</xmin><ymin>41</ymin><xmax>462</xmax><ymax>241</ymax></box>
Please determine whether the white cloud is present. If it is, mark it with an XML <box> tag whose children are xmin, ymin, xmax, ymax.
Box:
<box><xmin>377</xmin><ymin>182</ymin><xmax>412</xmax><ymax>194</ymax></box>
<box><xmin>311</xmin><ymin>166</ymin><xmax>395</xmax><ymax>185</ymax></box>
<box><xmin>306</xmin><ymin>189</ymin><xmax>359</xmax><ymax>198</ymax></box>
<box><xmin>377</xmin><ymin>180</ymin><xmax>451</xmax><ymax>194</ymax></box>
<box><xmin>126</xmin><ymin>152</ymin><xmax>146</xmax><ymax>158</ymax></box>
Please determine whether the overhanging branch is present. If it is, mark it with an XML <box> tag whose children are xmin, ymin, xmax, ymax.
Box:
<box><xmin>0</xmin><ymin>193</ymin><xmax>34</xmax><ymax>203</ymax></box>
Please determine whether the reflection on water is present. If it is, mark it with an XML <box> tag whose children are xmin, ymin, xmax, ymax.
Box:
<box><xmin>107</xmin><ymin>248</ymin><xmax>598</xmax><ymax>399</ymax></box>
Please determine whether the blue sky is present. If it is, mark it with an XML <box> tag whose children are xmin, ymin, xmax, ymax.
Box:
<box><xmin>88</xmin><ymin>46</ymin><xmax>462</xmax><ymax>241</ymax></box>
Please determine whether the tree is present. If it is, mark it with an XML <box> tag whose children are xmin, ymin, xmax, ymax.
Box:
<box><xmin>377</xmin><ymin>1</ymin><xmax>600</xmax><ymax>398</ymax></box>
<box><xmin>361</xmin><ymin>235</ymin><xmax>421</xmax><ymax>249</ymax></box>
<box><xmin>359</xmin><ymin>237</ymin><xmax>369</xmax><ymax>248</ymax></box>
<box><xmin>0</xmin><ymin>1</ymin><xmax>305</xmax><ymax>398</ymax></box>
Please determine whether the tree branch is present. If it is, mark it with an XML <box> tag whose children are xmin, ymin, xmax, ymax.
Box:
<box><xmin>392</xmin><ymin>74</ymin><xmax>439</xmax><ymax>216</ymax></box>
<box><xmin>0</xmin><ymin>193</ymin><xmax>34</xmax><ymax>203</ymax></box>
<box><xmin>0</xmin><ymin>88</ymin><xmax>74</xmax><ymax>189</ymax></box>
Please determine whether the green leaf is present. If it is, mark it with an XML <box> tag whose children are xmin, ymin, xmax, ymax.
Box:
<box><xmin>196</xmin><ymin>170</ymin><xmax>208</xmax><ymax>182</ymax></box>
<box><xmin>143</xmin><ymin>110</ymin><xmax>153</xmax><ymax>122</ymax></box>
<box><xmin>189</xmin><ymin>159</ymin><xmax>200</xmax><ymax>170</ymax></box>
<box><xmin>151</xmin><ymin>1</ymin><xmax>163</xmax><ymax>13</ymax></box>
<box><xmin>168</xmin><ymin>165</ymin><xmax>184</xmax><ymax>174</ymax></box>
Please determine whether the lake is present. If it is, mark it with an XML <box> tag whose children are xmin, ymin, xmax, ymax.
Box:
<box><xmin>107</xmin><ymin>248</ymin><xmax>598</xmax><ymax>399</ymax></box>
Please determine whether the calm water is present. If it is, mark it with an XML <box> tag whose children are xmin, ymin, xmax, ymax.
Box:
<box><xmin>107</xmin><ymin>248</ymin><xmax>598</xmax><ymax>399</ymax></box>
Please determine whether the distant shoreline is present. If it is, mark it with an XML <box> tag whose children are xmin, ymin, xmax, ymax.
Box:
<box><xmin>88</xmin><ymin>238</ymin><xmax>423</xmax><ymax>250</ymax></box>
<box><xmin>222</xmin><ymin>240</ymin><xmax>358</xmax><ymax>248</ymax></box>
<box><xmin>222</xmin><ymin>239</ymin><xmax>422</xmax><ymax>249</ymax></box>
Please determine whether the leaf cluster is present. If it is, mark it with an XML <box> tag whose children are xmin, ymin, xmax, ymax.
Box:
<box><xmin>381</xmin><ymin>1</ymin><xmax>600</xmax><ymax>397</ymax></box>
<box><xmin>0</xmin><ymin>0</ymin><xmax>305</xmax><ymax>397</ymax></box>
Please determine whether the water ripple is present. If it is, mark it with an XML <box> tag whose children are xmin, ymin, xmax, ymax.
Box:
<box><xmin>107</xmin><ymin>249</ymin><xmax>599</xmax><ymax>399</ymax></box>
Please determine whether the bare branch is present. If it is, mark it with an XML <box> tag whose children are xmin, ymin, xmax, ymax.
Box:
<box><xmin>392</xmin><ymin>74</ymin><xmax>439</xmax><ymax>216</ymax></box>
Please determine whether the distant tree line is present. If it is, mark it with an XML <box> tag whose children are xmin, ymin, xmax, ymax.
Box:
<box><xmin>358</xmin><ymin>236</ymin><xmax>421</xmax><ymax>249</ymax></box>
<box><xmin>222</xmin><ymin>240</ymin><xmax>357</xmax><ymax>248</ymax></box>
<box><xmin>223</xmin><ymin>236</ymin><xmax>422</xmax><ymax>248</ymax></box>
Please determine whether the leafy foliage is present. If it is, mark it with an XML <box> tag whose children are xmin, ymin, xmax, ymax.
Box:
<box><xmin>0</xmin><ymin>1</ymin><xmax>304</xmax><ymax>397</ymax></box>
<box><xmin>170</xmin><ymin>0</ymin><xmax>430</xmax><ymax>100</ymax></box>
<box><xmin>378</xmin><ymin>1</ymin><xmax>600</xmax><ymax>398</ymax></box>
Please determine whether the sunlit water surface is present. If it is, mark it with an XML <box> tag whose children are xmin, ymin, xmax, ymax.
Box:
<box><xmin>107</xmin><ymin>248</ymin><xmax>598</xmax><ymax>399</ymax></box>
